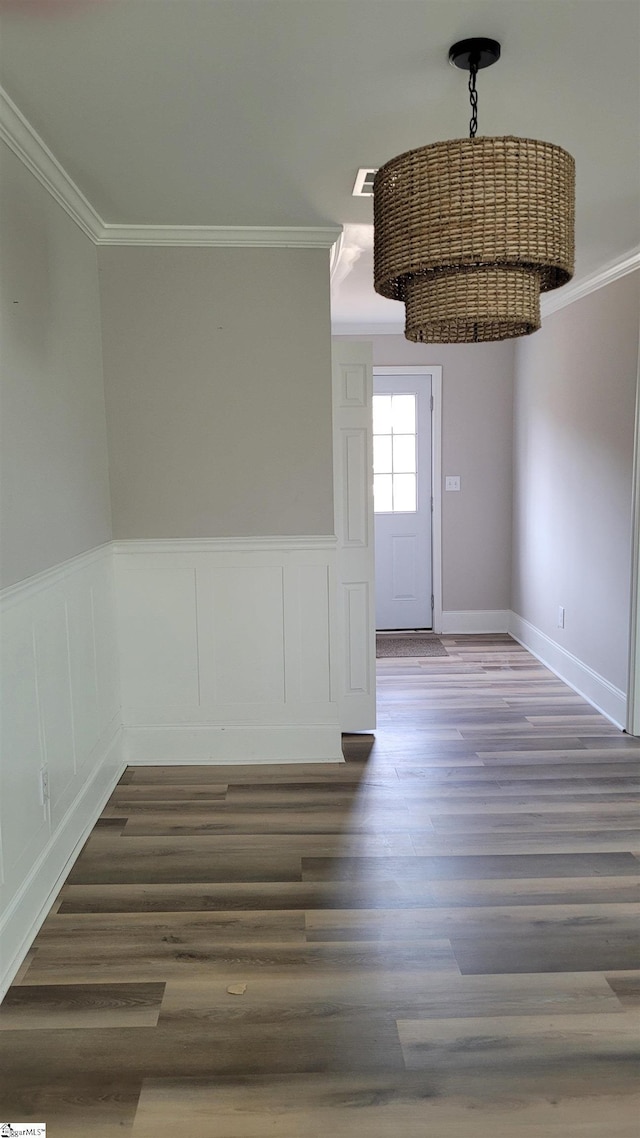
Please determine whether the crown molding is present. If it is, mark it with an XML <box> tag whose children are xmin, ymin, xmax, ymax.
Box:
<box><xmin>541</xmin><ymin>248</ymin><xmax>640</xmax><ymax>317</ymax></box>
<box><xmin>96</xmin><ymin>223</ymin><xmax>342</xmax><ymax>248</ymax></box>
<box><xmin>0</xmin><ymin>86</ymin><xmax>341</xmax><ymax>250</ymax></box>
<box><xmin>0</xmin><ymin>86</ymin><xmax>103</xmax><ymax>242</ymax></box>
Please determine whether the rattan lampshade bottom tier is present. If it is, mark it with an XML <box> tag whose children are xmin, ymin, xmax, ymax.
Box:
<box><xmin>404</xmin><ymin>265</ymin><xmax>541</xmax><ymax>343</ymax></box>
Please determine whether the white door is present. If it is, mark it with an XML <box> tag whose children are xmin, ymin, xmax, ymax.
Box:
<box><xmin>332</xmin><ymin>340</ymin><xmax>376</xmax><ymax>732</ymax></box>
<box><xmin>374</xmin><ymin>371</ymin><xmax>432</xmax><ymax>630</ymax></box>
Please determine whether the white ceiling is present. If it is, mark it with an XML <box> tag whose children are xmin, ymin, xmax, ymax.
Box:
<box><xmin>1</xmin><ymin>0</ymin><xmax>638</xmax><ymax>328</ymax></box>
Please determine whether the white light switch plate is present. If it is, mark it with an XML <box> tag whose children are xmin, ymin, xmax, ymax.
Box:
<box><xmin>445</xmin><ymin>476</ymin><xmax>461</xmax><ymax>491</ymax></box>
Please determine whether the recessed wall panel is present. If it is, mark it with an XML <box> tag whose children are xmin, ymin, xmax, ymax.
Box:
<box><xmin>118</xmin><ymin>567</ymin><xmax>200</xmax><ymax>707</ymax></box>
<box><xmin>340</xmin><ymin>364</ymin><xmax>367</xmax><ymax>407</ymax></box>
<box><xmin>342</xmin><ymin>429</ymin><xmax>368</xmax><ymax>547</ymax></box>
<box><xmin>67</xmin><ymin>585</ymin><xmax>100</xmax><ymax>767</ymax></box>
<box><xmin>284</xmin><ymin>564</ymin><xmax>331</xmax><ymax>704</ymax></box>
<box><xmin>344</xmin><ymin>582</ymin><xmax>371</xmax><ymax>695</ymax></box>
<box><xmin>34</xmin><ymin>600</ymin><xmax>76</xmax><ymax>809</ymax></box>
<box><xmin>210</xmin><ymin>566</ymin><xmax>285</xmax><ymax>705</ymax></box>
<box><xmin>0</xmin><ymin>613</ymin><xmax>47</xmax><ymax>892</ymax></box>
<box><xmin>92</xmin><ymin>566</ymin><xmax>121</xmax><ymax>731</ymax></box>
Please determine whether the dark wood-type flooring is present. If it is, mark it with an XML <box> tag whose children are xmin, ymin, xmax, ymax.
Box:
<box><xmin>1</xmin><ymin>635</ymin><xmax>639</xmax><ymax>1135</ymax></box>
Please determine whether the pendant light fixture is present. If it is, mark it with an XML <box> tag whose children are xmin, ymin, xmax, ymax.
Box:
<box><xmin>373</xmin><ymin>38</ymin><xmax>575</xmax><ymax>343</ymax></box>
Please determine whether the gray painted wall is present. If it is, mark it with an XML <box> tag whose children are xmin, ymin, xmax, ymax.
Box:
<box><xmin>349</xmin><ymin>335</ymin><xmax>515</xmax><ymax>612</ymax></box>
<box><xmin>0</xmin><ymin>144</ymin><xmax>113</xmax><ymax>588</ymax></box>
<box><xmin>99</xmin><ymin>246</ymin><xmax>334</xmax><ymax>539</ymax></box>
<box><xmin>512</xmin><ymin>271</ymin><xmax>640</xmax><ymax>691</ymax></box>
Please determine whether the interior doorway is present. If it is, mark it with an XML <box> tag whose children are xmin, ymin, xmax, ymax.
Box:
<box><xmin>332</xmin><ymin>345</ymin><xmax>442</xmax><ymax>733</ymax></box>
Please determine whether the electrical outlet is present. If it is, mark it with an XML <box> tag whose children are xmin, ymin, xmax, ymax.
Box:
<box><xmin>40</xmin><ymin>767</ymin><xmax>50</xmax><ymax>805</ymax></box>
<box><xmin>558</xmin><ymin>605</ymin><xmax>565</xmax><ymax>629</ymax></box>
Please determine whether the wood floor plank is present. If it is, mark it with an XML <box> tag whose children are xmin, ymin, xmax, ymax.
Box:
<box><xmin>67</xmin><ymin>841</ymin><xmax>304</xmax><ymax>884</ymax></box>
<box><xmin>303</xmin><ymin>903</ymin><xmax>639</xmax><ymax>943</ymax></box>
<box><xmin>120</xmin><ymin>810</ymin><xmax>419</xmax><ymax>836</ymax></box>
<box><xmin>0</xmin><ymin>1076</ymin><xmax>142</xmax><ymax>1136</ymax></box>
<box><xmin>397</xmin><ymin>1011</ymin><xmax>640</xmax><ymax>1074</ymax></box>
<box><xmin>0</xmin><ymin>1018</ymin><xmax>408</xmax><ymax>1078</ymax></box>
<box><xmin>408</xmin><ymin>794</ymin><xmax>640</xmax><ymax>812</ymax></box>
<box><xmin>409</xmin><ymin>830</ymin><xmax>640</xmax><ymax>854</ymax></box>
<box><xmin>107</xmin><ymin>783</ymin><xmax>229</xmax><ymax>801</ymax></box>
<box><xmin>301</xmin><ymin>852</ymin><xmax>640</xmax><ymax>881</ymax></box>
<box><xmin>157</xmin><ymin>970</ymin><xmax>624</xmax><ymax>1022</ymax></box>
<box><xmin>450</xmin><ymin>934</ymin><xmax>640</xmax><ymax>974</ymax></box>
<box><xmin>57</xmin><ymin>874</ymin><xmax>640</xmax><ymax>913</ymax></box>
<box><xmin>36</xmin><ymin>909</ymin><xmax>307</xmax><ymax>944</ymax></box>
<box><xmin>0</xmin><ymin>982</ymin><xmax>165</xmax><ymax>1029</ymax></box>
<box><xmin>20</xmin><ymin>938</ymin><xmax>459</xmax><ymax>985</ymax></box>
<box><xmin>129</xmin><ymin>1075</ymin><xmax>640</xmax><ymax>1138</ymax></box>
<box><xmin>429</xmin><ymin>808</ymin><xmax>640</xmax><ymax>830</ymax></box>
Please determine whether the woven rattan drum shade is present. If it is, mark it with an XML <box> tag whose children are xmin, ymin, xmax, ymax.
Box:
<box><xmin>373</xmin><ymin>135</ymin><xmax>575</xmax><ymax>343</ymax></box>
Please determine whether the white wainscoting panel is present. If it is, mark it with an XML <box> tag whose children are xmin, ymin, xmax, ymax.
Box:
<box><xmin>113</xmin><ymin>539</ymin><xmax>342</xmax><ymax>763</ymax></box>
<box><xmin>0</xmin><ymin>545</ymin><xmax>123</xmax><ymax>998</ymax></box>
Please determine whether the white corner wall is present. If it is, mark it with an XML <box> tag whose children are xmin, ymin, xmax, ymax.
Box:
<box><xmin>0</xmin><ymin>533</ymin><xmax>343</xmax><ymax>999</ymax></box>
<box><xmin>0</xmin><ymin>546</ymin><xmax>123</xmax><ymax>998</ymax></box>
<box><xmin>0</xmin><ymin>137</ymin><xmax>120</xmax><ymax>999</ymax></box>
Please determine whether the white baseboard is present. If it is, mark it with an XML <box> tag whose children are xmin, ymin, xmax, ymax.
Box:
<box><xmin>0</xmin><ymin>726</ymin><xmax>125</xmax><ymax>1001</ymax></box>
<box><xmin>509</xmin><ymin>612</ymin><xmax>627</xmax><ymax>729</ymax></box>
<box><xmin>440</xmin><ymin>609</ymin><xmax>511</xmax><ymax>634</ymax></box>
<box><xmin>123</xmin><ymin>724</ymin><xmax>344</xmax><ymax>765</ymax></box>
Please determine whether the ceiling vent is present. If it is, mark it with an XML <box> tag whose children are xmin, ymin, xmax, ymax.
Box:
<box><xmin>352</xmin><ymin>168</ymin><xmax>378</xmax><ymax>196</ymax></box>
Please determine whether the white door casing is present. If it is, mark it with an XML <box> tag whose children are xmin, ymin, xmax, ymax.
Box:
<box><xmin>332</xmin><ymin>341</ymin><xmax>376</xmax><ymax>732</ymax></box>
<box><xmin>373</xmin><ymin>371</ymin><xmax>433</xmax><ymax>630</ymax></box>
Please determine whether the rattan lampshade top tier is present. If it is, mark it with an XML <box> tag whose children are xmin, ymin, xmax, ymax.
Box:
<box><xmin>373</xmin><ymin>134</ymin><xmax>575</xmax><ymax>343</ymax></box>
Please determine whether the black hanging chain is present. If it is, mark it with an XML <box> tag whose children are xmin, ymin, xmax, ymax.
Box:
<box><xmin>468</xmin><ymin>58</ymin><xmax>479</xmax><ymax>138</ymax></box>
